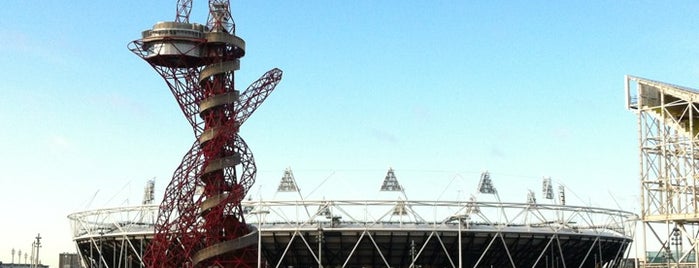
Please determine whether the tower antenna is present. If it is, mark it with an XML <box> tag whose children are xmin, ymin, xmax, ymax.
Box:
<box><xmin>175</xmin><ymin>0</ymin><xmax>193</xmax><ymax>23</ymax></box>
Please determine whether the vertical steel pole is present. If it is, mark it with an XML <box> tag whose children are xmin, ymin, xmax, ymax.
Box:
<box><xmin>458</xmin><ymin>217</ymin><xmax>462</xmax><ymax>268</ymax></box>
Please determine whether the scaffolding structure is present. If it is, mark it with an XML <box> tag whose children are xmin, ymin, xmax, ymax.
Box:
<box><xmin>626</xmin><ymin>75</ymin><xmax>699</xmax><ymax>267</ymax></box>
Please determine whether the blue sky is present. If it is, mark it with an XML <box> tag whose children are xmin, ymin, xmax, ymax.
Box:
<box><xmin>2</xmin><ymin>1</ymin><xmax>699</xmax><ymax>266</ymax></box>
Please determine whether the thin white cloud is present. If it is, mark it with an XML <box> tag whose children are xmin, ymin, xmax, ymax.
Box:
<box><xmin>0</xmin><ymin>29</ymin><xmax>70</xmax><ymax>66</ymax></box>
<box><xmin>93</xmin><ymin>92</ymin><xmax>148</xmax><ymax>118</ymax></box>
<box><xmin>552</xmin><ymin>127</ymin><xmax>571</xmax><ymax>140</ymax></box>
<box><xmin>490</xmin><ymin>145</ymin><xmax>505</xmax><ymax>158</ymax></box>
<box><xmin>0</xmin><ymin>30</ymin><xmax>31</xmax><ymax>52</ymax></box>
<box><xmin>369</xmin><ymin>128</ymin><xmax>397</xmax><ymax>144</ymax></box>
<box><xmin>48</xmin><ymin>134</ymin><xmax>75</xmax><ymax>154</ymax></box>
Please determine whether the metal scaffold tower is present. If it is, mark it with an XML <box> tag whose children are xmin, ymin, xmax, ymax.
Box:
<box><xmin>626</xmin><ymin>75</ymin><xmax>699</xmax><ymax>267</ymax></box>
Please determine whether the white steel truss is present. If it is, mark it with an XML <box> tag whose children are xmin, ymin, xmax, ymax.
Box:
<box><xmin>68</xmin><ymin>205</ymin><xmax>158</xmax><ymax>268</ymax></box>
<box><xmin>69</xmin><ymin>199</ymin><xmax>634</xmax><ymax>268</ymax></box>
<box><xmin>247</xmin><ymin>199</ymin><xmax>635</xmax><ymax>268</ymax></box>
<box><xmin>626</xmin><ymin>75</ymin><xmax>699</xmax><ymax>267</ymax></box>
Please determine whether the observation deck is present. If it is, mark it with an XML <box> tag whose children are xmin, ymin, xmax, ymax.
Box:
<box><xmin>136</xmin><ymin>21</ymin><xmax>246</xmax><ymax>68</ymax></box>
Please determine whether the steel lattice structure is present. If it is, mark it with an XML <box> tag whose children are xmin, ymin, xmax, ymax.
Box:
<box><xmin>69</xmin><ymin>205</ymin><xmax>158</xmax><ymax>267</ymax></box>
<box><xmin>68</xmin><ymin>199</ymin><xmax>635</xmax><ymax>268</ymax></box>
<box><xmin>626</xmin><ymin>75</ymin><xmax>699</xmax><ymax>267</ymax></box>
<box><xmin>248</xmin><ymin>199</ymin><xmax>635</xmax><ymax>268</ymax></box>
<box><xmin>128</xmin><ymin>1</ymin><xmax>282</xmax><ymax>266</ymax></box>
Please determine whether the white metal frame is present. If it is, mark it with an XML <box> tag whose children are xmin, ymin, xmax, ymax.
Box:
<box><xmin>68</xmin><ymin>205</ymin><xmax>158</xmax><ymax>268</ymax></box>
<box><xmin>247</xmin><ymin>199</ymin><xmax>635</xmax><ymax>268</ymax></box>
<box><xmin>626</xmin><ymin>75</ymin><xmax>699</xmax><ymax>267</ymax></box>
<box><xmin>69</xmin><ymin>200</ymin><xmax>634</xmax><ymax>268</ymax></box>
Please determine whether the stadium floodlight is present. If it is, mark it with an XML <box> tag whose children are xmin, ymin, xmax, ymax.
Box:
<box><xmin>466</xmin><ymin>195</ymin><xmax>480</xmax><ymax>214</ymax></box>
<box><xmin>142</xmin><ymin>179</ymin><xmax>155</xmax><ymax>205</ymax></box>
<box><xmin>542</xmin><ymin>177</ymin><xmax>553</xmax><ymax>200</ymax></box>
<box><xmin>477</xmin><ymin>171</ymin><xmax>496</xmax><ymax>194</ymax></box>
<box><xmin>527</xmin><ymin>190</ymin><xmax>536</xmax><ymax>204</ymax></box>
<box><xmin>277</xmin><ymin>167</ymin><xmax>300</xmax><ymax>193</ymax></box>
<box><xmin>392</xmin><ymin>200</ymin><xmax>408</xmax><ymax>216</ymax></box>
<box><xmin>558</xmin><ymin>185</ymin><xmax>566</xmax><ymax>205</ymax></box>
<box><xmin>380</xmin><ymin>168</ymin><xmax>403</xmax><ymax>191</ymax></box>
<box><xmin>243</xmin><ymin>196</ymin><xmax>254</xmax><ymax>214</ymax></box>
<box><xmin>318</xmin><ymin>203</ymin><xmax>332</xmax><ymax>219</ymax></box>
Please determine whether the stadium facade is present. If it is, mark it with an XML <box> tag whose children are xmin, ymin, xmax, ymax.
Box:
<box><xmin>68</xmin><ymin>171</ymin><xmax>636</xmax><ymax>268</ymax></box>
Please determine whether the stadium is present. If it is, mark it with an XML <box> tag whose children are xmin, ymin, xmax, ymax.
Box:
<box><xmin>68</xmin><ymin>170</ymin><xmax>636</xmax><ymax>268</ymax></box>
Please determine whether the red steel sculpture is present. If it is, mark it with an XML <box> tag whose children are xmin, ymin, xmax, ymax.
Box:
<box><xmin>129</xmin><ymin>0</ymin><xmax>282</xmax><ymax>266</ymax></box>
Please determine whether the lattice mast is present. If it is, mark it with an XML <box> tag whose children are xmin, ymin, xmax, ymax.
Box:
<box><xmin>129</xmin><ymin>0</ymin><xmax>282</xmax><ymax>266</ymax></box>
<box><xmin>626</xmin><ymin>75</ymin><xmax>699</xmax><ymax>267</ymax></box>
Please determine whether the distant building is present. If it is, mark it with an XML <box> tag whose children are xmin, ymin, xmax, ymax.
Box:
<box><xmin>59</xmin><ymin>253</ymin><xmax>81</xmax><ymax>268</ymax></box>
<box><xmin>0</xmin><ymin>263</ymin><xmax>49</xmax><ymax>268</ymax></box>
